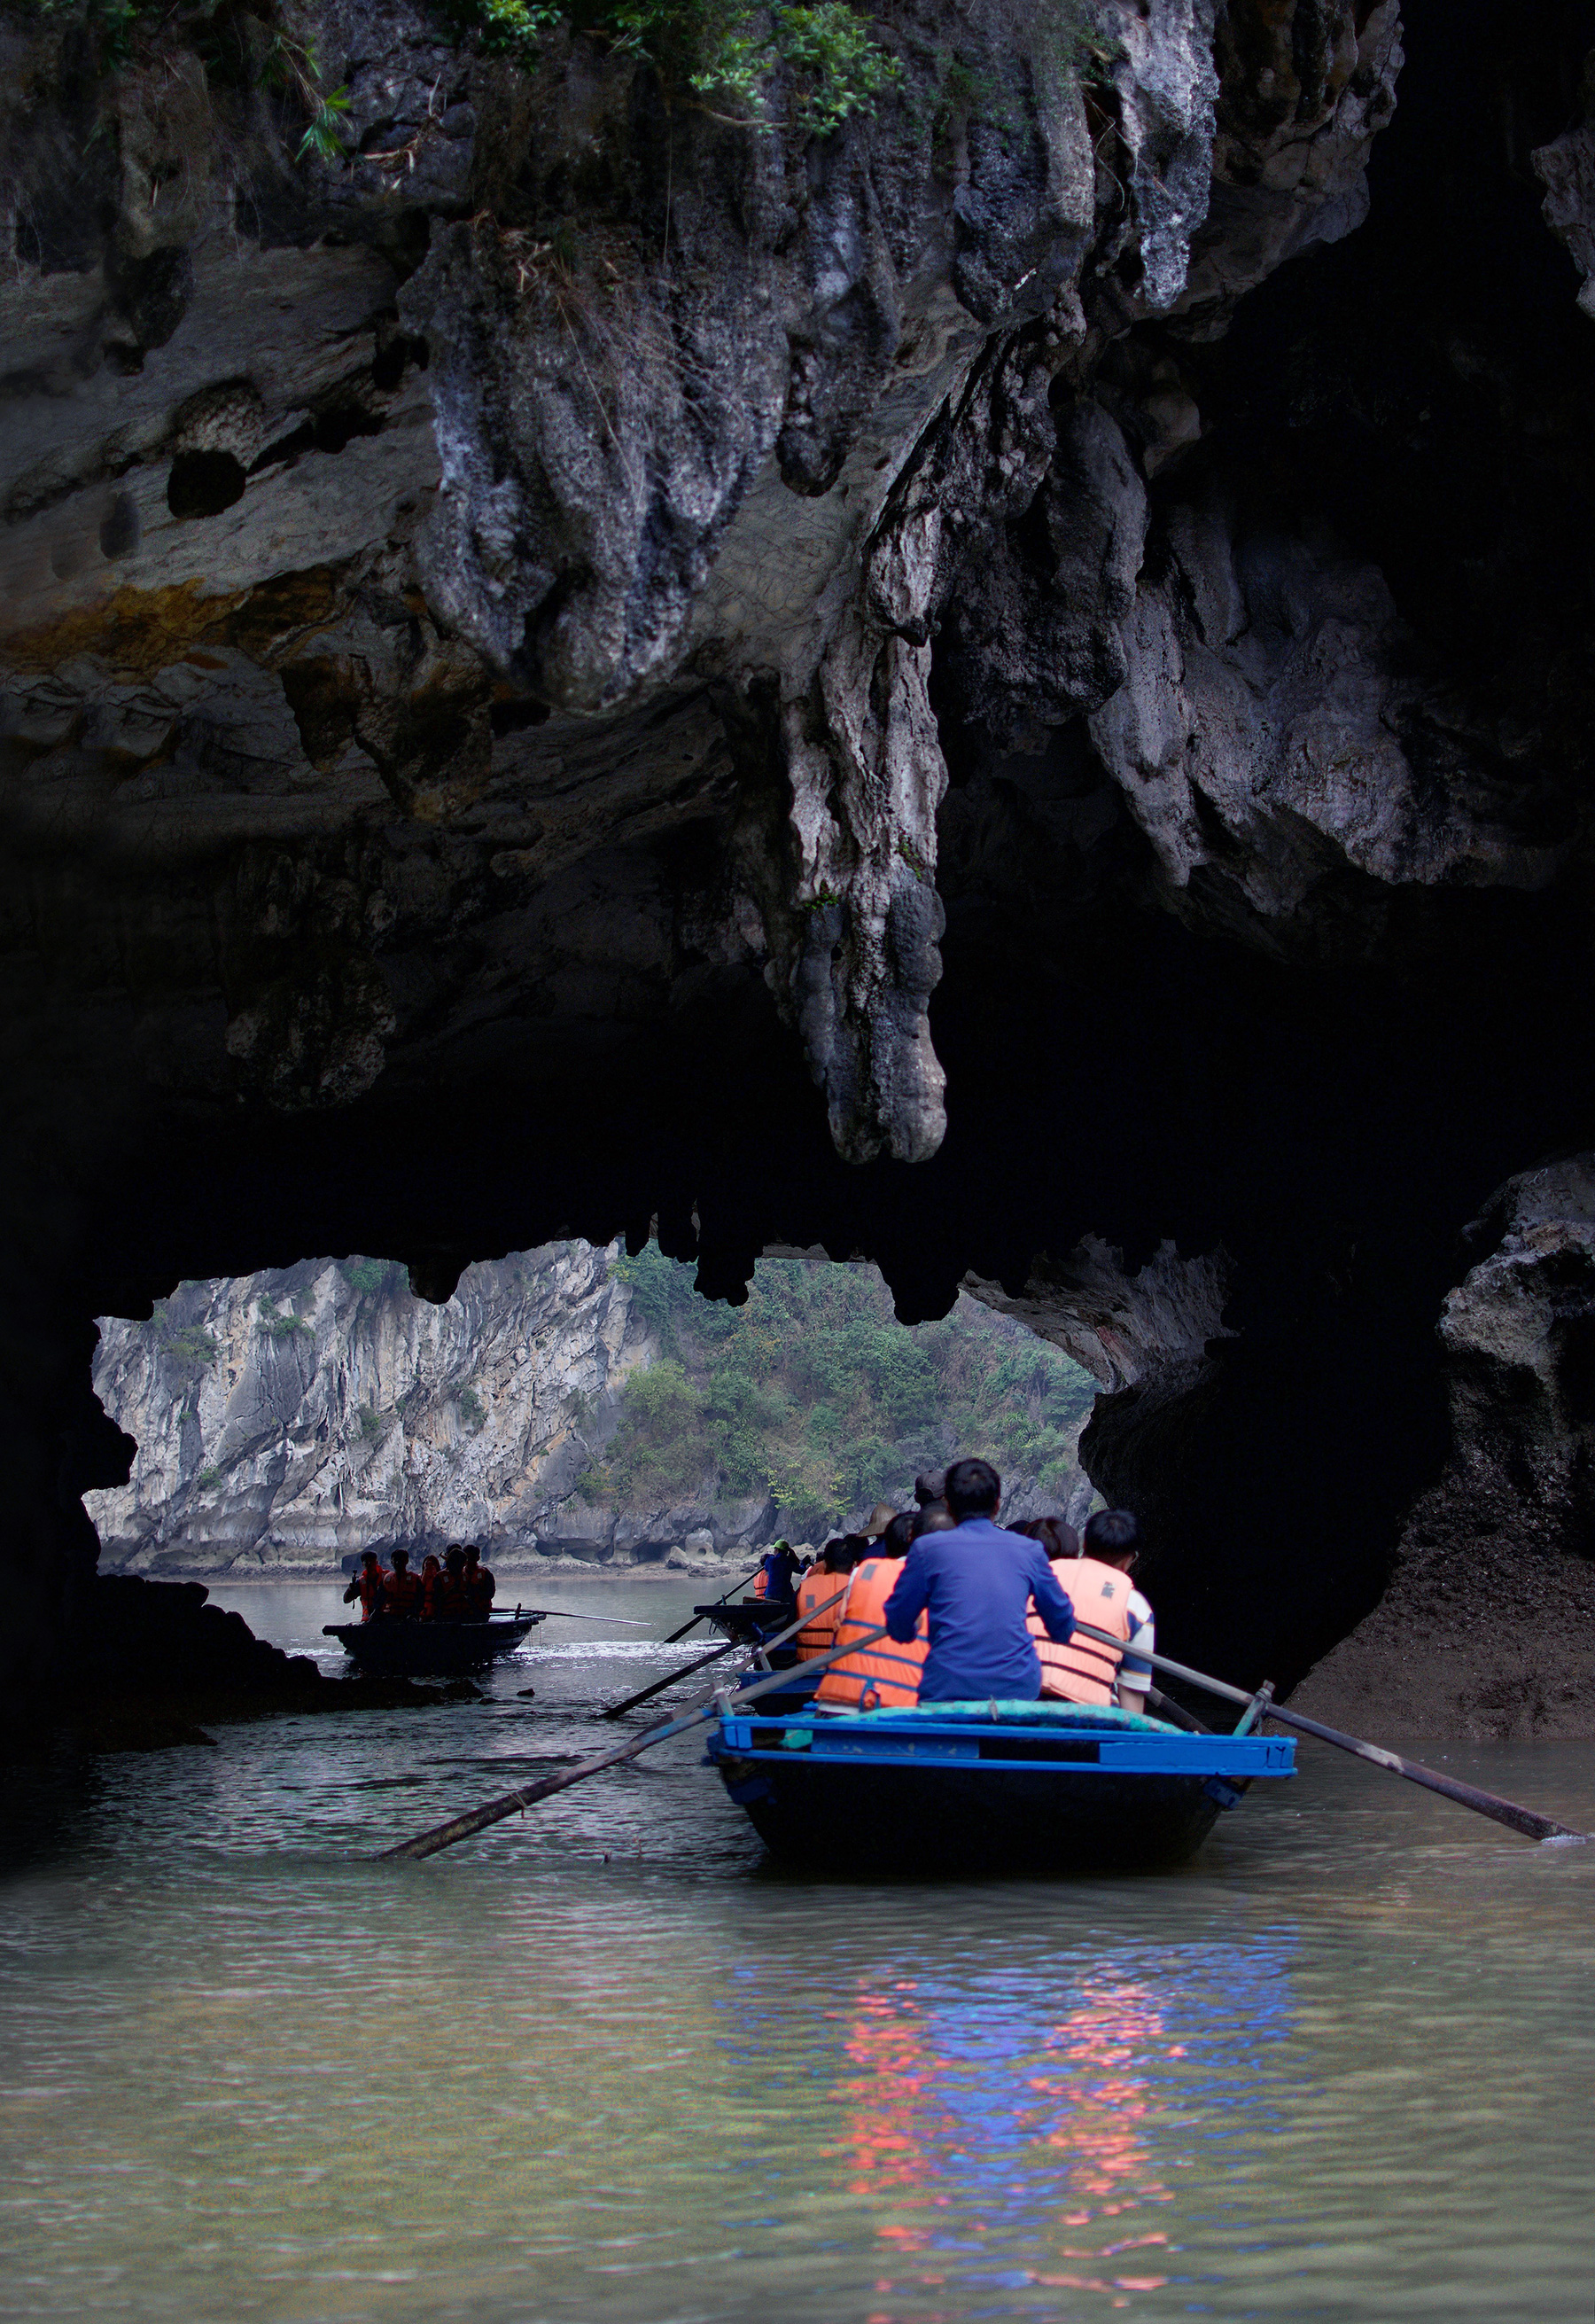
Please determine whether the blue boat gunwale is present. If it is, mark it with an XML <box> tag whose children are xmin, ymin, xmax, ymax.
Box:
<box><xmin>707</xmin><ymin>1708</ymin><xmax>1295</xmax><ymax>1782</ymax></box>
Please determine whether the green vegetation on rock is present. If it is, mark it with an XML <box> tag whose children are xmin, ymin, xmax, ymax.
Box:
<box><xmin>601</xmin><ymin>1244</ymin><xmax>1094</xmax><ymax>1538</ymax></box>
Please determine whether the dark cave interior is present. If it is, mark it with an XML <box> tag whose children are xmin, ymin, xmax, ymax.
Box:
<box><xmin>7</xmin><ymin>0</ymin><xmax>1595</xmax><ymax>1724</ymax></box>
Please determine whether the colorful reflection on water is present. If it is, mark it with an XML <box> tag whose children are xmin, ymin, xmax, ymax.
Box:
<box><xmin>3</xmin><ymin>1581</ymin><xmax>1591</xmax><ymax>2322</ymax></box>
<box><xmin>709</xmin><ymin>1941</ymin><xmax>1295</xmax><ymax>2316</ymax></box>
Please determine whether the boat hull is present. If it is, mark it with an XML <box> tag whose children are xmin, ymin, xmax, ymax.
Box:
<box><xmin>323</xmin><ymin>1615</ymin><xmax>544</xmax><ymax>1675</ymax></box>
<box><xmin>706</xmin><ymin>1704</ymin><xmax>1294</xmax><ymax>1876</ymax></box>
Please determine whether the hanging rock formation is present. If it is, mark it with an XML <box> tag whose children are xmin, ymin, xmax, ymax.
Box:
<box><xmin>5</xmin><ymin>0</ymin><xmax>1595</xmax><ymax>1731</ymax></box>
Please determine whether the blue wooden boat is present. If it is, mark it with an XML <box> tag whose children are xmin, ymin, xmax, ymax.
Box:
<box><xmin>705</xmin><ymin>1700</ymin><xmax>1295</xmax><ymax>1874</ymax></box>
<box><xmin>323</xmin><ymin>1610</ymin><xmax>545</xmax><ymax>1676</ymax></box>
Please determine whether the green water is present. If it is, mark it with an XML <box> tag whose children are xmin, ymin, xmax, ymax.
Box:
<box><xmin>3</xmin><ymin>1580</ymin><xmax>1591</xmax><ymax>2322</ymax></box>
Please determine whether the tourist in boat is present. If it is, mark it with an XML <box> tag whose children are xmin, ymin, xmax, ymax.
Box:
<box><xmin>1015</xmin><ymin>1512</ymin><xmax>1130</xmax><ymax>1704</ymax></box>
<box><xmin>1011</xmin><ymin>1515</ymin><xmax>1080</xmax><ymax>1561</ymax></box>
<box><xmin>814</xmin><ymin>1520</ymin><xmax>929</xmax><ymax>1710</ymax></box>
<box><xmin>343</xmin><ymin>1548</ymin><xmax>385</xmax><ymax>1621</ymax></box>
<box><xmin>381</xmin><ymin>1547</ymin><xmax>423</xmax><ymax>1618</ymax></box>
<box><xmin>1085</xmin><ymin>1509</ymin><xmax>1155</xmax><ymax>1714</ymax></box>
<box><xmin>419</xmin><ymin>1552</ymin><xmax>443</xmax><ymax>1619</ymax></box>
<box><xmin>435</xmin><ymin>1546</ymin><xmax>471</xmax><ymax>1620</ymax></box>
<box><xmin>752</xmin><ymin>1540</ymin><xmax>802</xmax><ymax>1605</ymax></box>
<box><xmin>795</xmin><ymin>1540</ymin><xmax>856</xmax><ymax>1660</ymax></box>
<box><xmin>463</xmin><ymin>1543</ymin><xmax>495</xmax><ymax>1621</ymax></box>
<box><xmin>914</xmin><ymin>1469</ymin><xmax>948</xmax><ymax>1517</ymax></box>
<box><xmin>882</xmin><ymin>1457</ymin><xmax>1076</xmax><ymax>1703</ymax></box>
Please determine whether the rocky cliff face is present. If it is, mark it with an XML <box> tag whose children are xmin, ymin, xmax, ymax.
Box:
<box><xmin>7</xmin><ymin>0</ymin><xmax>1595</xmax><ymax>1731</ymax></box>
<box><xmin>84</xmin><ymin>1242</ymin><xmax>688</xmax><ymax>1570</ymax></box>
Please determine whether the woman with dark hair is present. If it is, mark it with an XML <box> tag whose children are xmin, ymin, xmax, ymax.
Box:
<box><xmin>1010</xmin><ymin>1515</ymin><xmax>1080</xmax><ymax>1563</ymax></box>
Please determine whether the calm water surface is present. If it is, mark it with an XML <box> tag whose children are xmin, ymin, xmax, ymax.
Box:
<box><xmin>3</xmin><ymin>1579</ymin><xmax>1591</xmax><ymax>2323</ymax></box>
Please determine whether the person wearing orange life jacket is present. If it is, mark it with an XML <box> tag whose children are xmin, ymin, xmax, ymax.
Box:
<box><xmin>418</xmin><ymin>1553</ymin><xmax>443</xmax><ymax>1619</ymax></box>
<box><xmin>463</xmin><ymin>1544</ymin><xmax>495</xmax><ymax>1621</ymax></box>
<box><xmin>434</xmin><ymin>1546</ymin><xmax>471</xmax><ymax>1621</ymax></box>
<box><xmin>343</xmin><ymin>1548</ymin><xmax>386</xmax><ymax>1621</ymax></box>
<box><xmin>1024</xmin><ymin>1509</ymin><xmax>1154</xmax><ymax>1712</ymax></box>
<box><xmin>816</xmin><ymin>1512</ymin><xmax>930</xmax><ymax>1710</ymax></box>
<box><xmin>381</xmin><ymin>1547</ymin><xmax>423</xmax><ymax>1618</ymax></box>
<box><xmin>795</xmin><ymin>1537</ymin><xmax>866</xmax><ymax>1659</ymax></box>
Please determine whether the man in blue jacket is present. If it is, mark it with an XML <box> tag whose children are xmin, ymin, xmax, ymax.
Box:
<box><xmin>883</xmin><ymin>1458</ymin><xmax>1077</xmax><ymax>1702</ymax></box>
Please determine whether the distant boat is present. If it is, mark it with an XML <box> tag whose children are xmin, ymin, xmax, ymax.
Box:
<box><xmin>323</xmin><ymin>1611</ymin><xmax>545</xmax><ymax>1676</ymax></box>
<box><xmin>705</xmin><ymin>1700</ymin><xmax>1295</xmax><ymax>1873</ymax></box>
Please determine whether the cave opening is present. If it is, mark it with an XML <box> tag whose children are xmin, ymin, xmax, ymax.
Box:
<box><xmin>85</xmin><ymin>1243</ymin><xmax>1101</xmax><ymax>1583</ymax></box>
<box><xmin>6</xmin><ymin>0</ymin><xmax>1595</xmax><ymax>1746</ymax></box>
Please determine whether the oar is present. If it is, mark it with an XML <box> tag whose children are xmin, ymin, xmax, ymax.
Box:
<box><xmin>661</xmin><ymin>1561</ymin><xmax>767</xmax><ymax>1646</ymax></box>
<box><xmin>599</xmin><ymin>1587</ymin><xmax>848</xmax><ymax>1720</ymax></box>
<box><xmin>599</xmin><ymin>1636</ymin><xmax>741</xmax><ymax>1720</ymax></box>
<box><xmin>512</xmin><ymin>1606</ymin><xmax>655</xmax><ymax>1627</ymax></box>
<box><xmin>1070</xmin><ymin>1618</ymin><xmax>1586</xmax><ymax>1844</ymax></box>
<box><xmin>380</xmin><ymin>1615</ymin><xmax>887</xmax><ymax>1861</ymax></box>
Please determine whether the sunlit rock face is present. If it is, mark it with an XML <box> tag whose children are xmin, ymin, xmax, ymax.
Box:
<box><xmin>85</xmin><ymin>1244</ymin><xmax>662</xmax><ymax>1570</ymax></box>
<box><xmin>6</xmin><ymin>0</ymin><xmax>1595</xmax><ymax>1728</ymax></box>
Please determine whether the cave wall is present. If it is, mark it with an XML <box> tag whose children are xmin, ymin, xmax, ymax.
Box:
<box><xmin>6</xmin><ymin>0</ymin><xmax>1595</xmax><ymax>1727</ymax></box>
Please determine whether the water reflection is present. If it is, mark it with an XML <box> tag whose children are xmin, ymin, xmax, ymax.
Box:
<box><xmin>719</xmin><ymin>1941</ymin><xmax>1295</xmax><ymax>2316</ymax></box>
<box><xmin>4</xmin><ymin>1581</ymin><xmax>1591</xmax><ymax>2323</ymax></box>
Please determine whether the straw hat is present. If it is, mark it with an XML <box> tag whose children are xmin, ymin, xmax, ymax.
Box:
<box><xmin>861</xmin><ymin>1501</ymin><xmax>899</xmax><ymax>1540</ymax></box>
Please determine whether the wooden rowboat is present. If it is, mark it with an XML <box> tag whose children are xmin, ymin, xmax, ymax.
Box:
<box><xmin>705</xmin><ymin>1699</ymin><xmax>1295</xmax><ymax>1874</ymax></box>
<box><xmin>694</xmin><ymin>1600</ymin><xmax>798</xmax><ymax>1646</ymax></box>
<box><xmin>323</xmin><ymin>1610</ymin><xmax>545</xmax><ymax>1676</ymax></box>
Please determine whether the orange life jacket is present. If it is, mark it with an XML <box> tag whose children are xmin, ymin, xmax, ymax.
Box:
<box><xmin>383</xmin><ymin>1568</ymin><xmax>423</xmax><ymax>1618</ymax></box>
<box><xmin>751</xmin><ymin>1570</ymin><xmax>769</xmax><ymax>1599</ymax></box>
<box><xmin>463</xmin><ymin>1564</ymin><xmax>495</xmax><ymax>1618</ymax></box>
<box><xmin>419</xmin><ymin>1567</ymin><xmax>442</xmax><ymax>1619</ymax></box>
<box><xmin>435</xmin><ymin>1574</ymin><xmax>470</xmax><ymax>1621</ymax></box>
<box><xmin>795</xmin><ymin>1567</ymin><xmax>847</xmax><ymax>1660</ymax></box>
<box><xmin>815</xmin><ymin>1557</ymin><xmax>927</xmax><ymax>1710</ymax></box>
<box><xmin>1029</xmin><ymin>1556</ymin><xmax>1132</xmax><ymax>1706</ymax></box>
<box><xmin>356</xmin><ymin>1566</ymin><xmax>385</xmax><ymax>1620</ymax></box>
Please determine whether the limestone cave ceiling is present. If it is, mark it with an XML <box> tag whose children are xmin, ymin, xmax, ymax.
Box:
<box><xmin>5</xmin><ymin>0</ymin><xmax>1595</xmax><ymax>1716</ymax></box>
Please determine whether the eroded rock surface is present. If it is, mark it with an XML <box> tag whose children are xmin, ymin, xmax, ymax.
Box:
<box><xmin>6</xmin><ymin>0</ymin><xmax>1595</xmax><ymax>1728</ymax></box>
<box><xmin>1295</xmin><ymin>1158</ymin><xmax>1595</xmax><ymax>1735</ymax></box>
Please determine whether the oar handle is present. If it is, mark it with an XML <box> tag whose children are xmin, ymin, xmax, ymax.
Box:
<box><xmin>1069</xmin><ymin>1618</ymin><xmax>1587</xmax><ymax>1845</ymax></box>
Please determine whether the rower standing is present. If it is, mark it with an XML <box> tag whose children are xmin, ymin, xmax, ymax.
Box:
<box><xmin>882</xmin><ymin>1459</ymin><xmax>1075</xmax><ymax>1703</ymax></box>
<box><xmin>343</xmin><ymin>1549</ymin><xmax>385</xmax><ymax>1621</ymax></box>
<box><xmin>463</xmin><ymin>1544</ymin><xmax>496</xmax><ymax>1622</ymax></box>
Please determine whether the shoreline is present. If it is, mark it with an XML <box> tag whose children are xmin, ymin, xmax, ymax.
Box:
<box><xmin>105</xmin><ymin>1559</ymin><xmax>775</xmax><ymax>1587</ymax></box>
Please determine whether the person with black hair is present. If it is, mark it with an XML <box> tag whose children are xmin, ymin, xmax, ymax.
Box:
<box><xmin>882</xmin><ymin>1457</ymin><xmax>1076</xmax><ymax>1702</ymax></box>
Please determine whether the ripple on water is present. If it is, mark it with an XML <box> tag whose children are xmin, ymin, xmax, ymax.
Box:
<box><xmin>3</xmin><ymin>1582</ymin><xmax>1591</xmax><ymax>2323</ymax></box>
